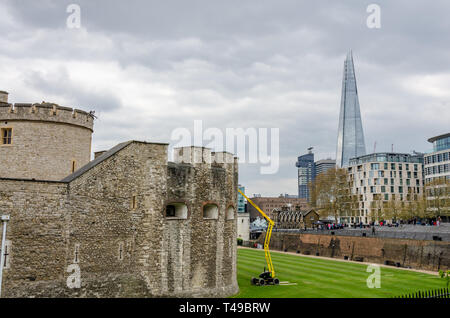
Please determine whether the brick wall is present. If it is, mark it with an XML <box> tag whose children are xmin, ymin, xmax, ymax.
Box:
<box><xmin>261</xmin><ymin>232</ymin><xmax>450</xmax><ymax>271</ymax></box>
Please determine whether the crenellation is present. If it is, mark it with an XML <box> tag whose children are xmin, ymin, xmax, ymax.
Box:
<box><xmin>174</xmin><ymin>146</ymin><xmax>212</xmax><ymax>165</ymax></box>
<box><xmin>0</xmin><ymin>102</ymin><xmax>94</xmax><ymax>131</ymax></box>
<box><xmin>212</xmin><ymin>151</ymin><xmax>235</xmax><ymax>165</ymax></box>
<box><xmin>0</xmin><ymin>98</ymin><xmax>94</xmax><ymax>181</ymax></box>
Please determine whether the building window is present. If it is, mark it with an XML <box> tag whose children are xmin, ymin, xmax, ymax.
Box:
<box><xmin>1</xmin><ymin>128</ymin><xmax>12</xmax><ymax>145</ymax></box>
<box><xmin>165</xmin><ymin>202</ymin><xmax>188</xmax><ymax>219</ymax></box>
<box><xmin>203</xmin><ymin>203</ymin><xmax>219</xmax><ymax>219</ymax></box>
<box><xmin>71</xmin><ymin>160</ymin><xmax>76</xmax><ymax>173</ymax></box>
<box><xmin>2</xmin><ymin>240</ymin><xmax>11</xmax><ymax>269</ymax></box>
<box><xmin>131</xmin><ymin>195</ymin><xmax>137</xmax><ymax>210</ymax></box>
<box><xmin>73</xmin><ymin>243</ymin><xmax>80</xmax><ymax>264</ymax></box>
<box><xmin>118</xmin><ymin>242</ymin><xmax>124</xmax><ymax>261</ymax></box>
<box><xmin>226</xmin><ymin>206</ymin><xmax>235</xmax><ymax>220</ymax></box>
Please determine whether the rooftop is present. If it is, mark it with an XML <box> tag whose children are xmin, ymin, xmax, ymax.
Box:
<box><xmin>428</xmin><ymin>132</ymin><xmax>450</xmax><ymax>143</ymax></box>
<box><xmin>349</xmin><ymin>152</ymin><xmax>423</xmax><ymax>165</ymax></box>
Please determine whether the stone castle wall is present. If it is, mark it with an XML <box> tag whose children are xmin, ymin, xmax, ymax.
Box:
<box><xmin>0</xmin><ymin>102</ymin><xmax>93</xmax><ymax>181</ymax></box>
<box><xmin>261</xmin><ymin>232</ymin><xmax>450</xmax><ymax>272</ymax></box>
<box><xmin>0</xmin><ymin>142</ymin><xmax>238</xmax><ymax>297</ymax></box>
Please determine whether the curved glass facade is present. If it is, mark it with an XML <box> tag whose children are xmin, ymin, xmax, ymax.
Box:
<box><xmin>433</xmin><ymin>136</ymin><xmax>450</xmax><ymax>152</ymax></box>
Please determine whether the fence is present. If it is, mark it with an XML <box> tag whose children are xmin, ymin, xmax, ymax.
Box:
<box><xmin>396</xmin><ymin>287</ymin><xmax>449</xmax><ymax>298</ymax></box>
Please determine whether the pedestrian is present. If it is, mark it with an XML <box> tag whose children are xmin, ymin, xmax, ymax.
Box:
<box><xmin>372</xmin><ymin>226</ymin><xmax>375</xmax><ymax>235</ymax></box>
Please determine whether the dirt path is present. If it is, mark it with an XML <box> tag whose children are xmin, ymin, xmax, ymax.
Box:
<box><xmin>238</xmin><ymin>246</ymin><xmax>439</xmax><ymax>276</ymax></box>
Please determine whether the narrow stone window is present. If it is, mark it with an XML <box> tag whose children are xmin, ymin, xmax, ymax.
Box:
<box><xmin>71</xmin><ymin>160</ymin><xmax>76</xmax><ymax>173</ymax></box>
<box><xmin>1</xmin><ymin>128</ymin><xmax>12</xmax><ymax>145</ymax></box>
<box><xmin>118</xmin><ymin>242</ymin><xmax>124</xmax><ymax>261</ymax></box>
<box><xmin>73</xmin><ymin>243</ymin><xmax>80</xmax><ymax>264</ymax></box>
<box><xmin>226</xmin><ymin>206</ymin><xmax>235</xmax><ymax>220</ymax></box>
<box><xmin>1</xmin><ymin>240</ymin><xmax>11</xmax><ymax>269</ymax></box>
<box><xmin>203</xmin><ymin>203</ymin><xmax>218</xmax><ymax>219</ymax></box>
<box><xmin>165</xmin><ymin>203</ymin><xmax>188</xmax><ymax>219</ymax></box>
<box><xmin>131</xmin><ymin>195</ymin><xmax>137</xmax><ymax>209</ymax></box>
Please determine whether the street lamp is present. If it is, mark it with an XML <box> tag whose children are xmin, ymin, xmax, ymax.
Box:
<box><xmin>0</xmin><ymin>215</ymin><xmax>10</xmax><ymax>298</ymax></box>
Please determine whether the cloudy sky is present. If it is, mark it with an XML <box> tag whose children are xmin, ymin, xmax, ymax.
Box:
<box><xmin>1</xmin><ymin>0</ymin><xmax>449</xmax><ymax>196</ymax></box>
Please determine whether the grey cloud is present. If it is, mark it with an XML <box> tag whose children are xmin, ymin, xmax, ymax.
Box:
<box><xmin>1</xmin><ymin>0</ymin><xmax>449</xmax><ymax>196</ymax></box>
<box><xmin>23</xmin><ymin>67</ymin><xmax>122</xmax><ymax>112</ymax></box>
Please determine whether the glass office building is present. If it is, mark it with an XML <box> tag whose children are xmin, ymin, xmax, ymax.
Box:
<box><xmin>315</xmin><ymin>159</ymin><xmax>336</xmax><ymax>176</ymax></box>
<box><xmin>237</xmin><ymin>185</ymin><xmax>246</xmax><ymax>213</ymax></box>
<box><xmin>336</xmin><ymin>51</ymin><xmax>366</xmax><ymax>167</ymax></box>
<box><xmin>424</xmin><ymin>133</ymin><xmax>450</xmax><ymax>184</ymax></box>
<box><xmin>296</xmin><ymin>151</ymin><xmax>315</xmax><ymax>201</ymax></box>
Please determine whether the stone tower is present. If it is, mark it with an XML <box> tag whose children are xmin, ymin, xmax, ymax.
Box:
<box><xmin>336</xmin><ymin>51</ymin><xmax>366</xmax><ymax>167</ymax></box>
<box><xmin>0</xmin><ymin>91</ymin><xmax>94</xmax><ymax>180</ymax></box>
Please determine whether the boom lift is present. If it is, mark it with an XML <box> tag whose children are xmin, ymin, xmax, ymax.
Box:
<box><xmin>238</xmin><ymin>189</ymin><xmax>279</xmax><ymax>286</ymax></box>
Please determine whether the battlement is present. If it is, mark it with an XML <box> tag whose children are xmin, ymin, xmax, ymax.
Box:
<box><xmin>173</xmin><ymin>146</ymin><xmax>237</xmax><ymax>165</ymax></box>
<box><xmin>0</xmin><ymin>102</ymin><xmax>94</xmax><ymax>131</ymax></box>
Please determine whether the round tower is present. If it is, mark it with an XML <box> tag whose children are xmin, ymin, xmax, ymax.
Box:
<box><xmin>0</xmin><ymin>92</ymin><xmax>94</xmax><ymax>181</ymax></box>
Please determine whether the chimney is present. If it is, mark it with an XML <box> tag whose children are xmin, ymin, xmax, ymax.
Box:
<box><xmin>94</xmin><ymin>150</ymin><xmax>107</xmax><ymax>159</ymax></box>
<box><xmin>0</xmin><ymin>91</ymin><xmax>8</xmax><ymax>103</ymax></box>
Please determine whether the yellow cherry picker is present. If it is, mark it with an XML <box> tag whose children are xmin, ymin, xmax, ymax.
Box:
<box><xmin>238</xmin><ymin>188</ymin><xmax>279</xmax><ymax>286</ymax></box>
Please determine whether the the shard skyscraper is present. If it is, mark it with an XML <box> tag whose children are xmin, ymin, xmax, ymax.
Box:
<box><xmin>336</xmin><ymin>51</ymin><xmax>366</xmax><ymax>167</ymax></box>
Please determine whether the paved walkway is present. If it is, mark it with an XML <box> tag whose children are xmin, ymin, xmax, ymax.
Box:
<box><xmin>238</xmin><ymin>246</ymin><xmax>439</xmax><ymax>276</ymax></box>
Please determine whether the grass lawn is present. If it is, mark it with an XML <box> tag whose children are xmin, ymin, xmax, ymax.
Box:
<box><xmin>233</xmin><ymin>248</ymin><xmax>444</xmax><ymax>298</ymax></box>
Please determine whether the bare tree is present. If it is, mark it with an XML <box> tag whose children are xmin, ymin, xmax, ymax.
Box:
<box><xmin>425</xmin><ymin>178</ymin><xmax>450</xmax><ymax>219</ymax></box>
<box><xmin>309</xmin><ymin>168</ymin><xmax>355</xmax><ymax>223</ymax></box>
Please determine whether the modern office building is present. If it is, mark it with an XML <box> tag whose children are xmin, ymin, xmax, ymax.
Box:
<box><xmin>237</xmin><ymin>184</ymin><xmax>246</xmax><ymax>213</ymax></box>
<box><xmin>315</xmin><ymin>159</ymin><xmax>336</xmax><ymax>176</ymax></box>
<box><xmin>344</xmin><ymin>152</ymin><xmax>424</xmax><ymax>224</ymax></box>
<box><xmin>424</xmin><ymin>133</ymin><xmax>450</xmax><ymax>219</ymax></box>
<box><xmin>237</xmin><ymin>184</ymin><xmax>250</xmax><ymax>241</ymax></box>
<box><xmin>336</xmin><ymin>51</ymin><xmax>366</xmax><ymax>167</ymax></box>
<box><xmin>296</xmin><ymin>148</ymin><xmax>315</xmax><ymax>201</ymax></box>
<box><xmin>424</xmin><ymin>133</ymin><xmax>450</xmax><ymax>184</ymax></box>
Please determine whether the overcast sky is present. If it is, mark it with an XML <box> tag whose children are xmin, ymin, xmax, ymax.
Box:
<box><xmin>1</xmin><ymin>0</ymin><xmax>449</xmax><ymax>196</ymax></box>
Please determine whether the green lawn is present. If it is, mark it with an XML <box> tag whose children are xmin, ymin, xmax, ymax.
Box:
<box><xmin>233</xmin><ymin>248</ymin><xmax>444</xmax><ymax>298</ymax></box>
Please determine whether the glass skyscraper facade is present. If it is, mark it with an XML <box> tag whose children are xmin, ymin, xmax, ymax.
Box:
<box><xmin>424</xmin><ymin>133</ymin><xmax>450</xmax><ymax>184</ymax></box>
<box><xmin>315</xmin><ymin>159</ymin><xmax>336</xmax><ymax>176</ymax></box>
<box><xmin>336</xmin><ymin>51</ymin><xmax>366</xmax><ymax>167</ymax></box>
<box><xmin>237</xmin><ymin>185</ymin><xmax>246</xmax><ymax>213</ymax></box>
<box><xmin>296</xmin><ymin>151</ymin><xmax>315</xmax><ymax>201</ymax></box>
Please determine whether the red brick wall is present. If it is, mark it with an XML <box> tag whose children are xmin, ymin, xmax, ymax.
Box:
<box><xmin>259</xmin><ymin>232</ymin><xmax>450</xmax><ymax>271</ymax></box>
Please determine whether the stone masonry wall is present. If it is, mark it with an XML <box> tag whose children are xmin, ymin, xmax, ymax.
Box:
<box><xmin>0</xmin><ymin>103</ymin><xmax>93</xmax><ymax>181</ymax></box>
<box><xmin>0</xmin><ymin>141</ymin><xmax>238</xmax><ymax>297</ymax></box>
